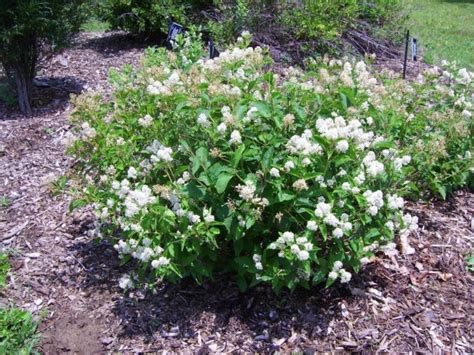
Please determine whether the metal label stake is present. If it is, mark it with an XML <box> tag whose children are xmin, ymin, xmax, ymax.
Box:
<box><xmin>412</xmin><ymin>37</ymin><xmax>417</xmax><ymax>62</ymax></box>
<box><xmin>403</xmin><ymin>30</ymin><xmax>410</xmax><ymax>80</ymax></box>
<box><xmin>208</xmin><ymin>38</ymin><xmax>220</xmax><ymax>59</ymax></box>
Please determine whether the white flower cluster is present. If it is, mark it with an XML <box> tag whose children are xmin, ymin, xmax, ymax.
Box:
<box><xmin>229</xmin><ymin>130</ymin><xmax>242</xmax><ymax>145</ymax></box>
<box><xmin>114</xmin><ymin>238</ymin><xmax>170</xmax><ymax>270</ymax></box>
<box><xmin>197</xmin><ymin>113</ymin><xmax>210</xmax><ymax>128</ymax></box>
<box><xmin>268</xmin><ymin>232</ymin><xmax>313</xmax><ymax>261</ymax></box>
<box><xmin>122</xmin><ymin>185</ymin><xmax>156</xmax><ymax>218</ymax></box>
<box><xmin>286</xmin><ymin>130</ymin><xmax>323</xmax><ymax>156</ymax></box>
<box><xmin>314</xmin><ymin>202</ymin><xmax>352</xmax><ymax>238</ymax></box>
<box><xmin>138</xmin><ymin>114</ymin><xmax>153</xmax><ymax>127</ymax></box>
<box><xmin>80</xmin><ymin>122</ymin><xmax>97</xmax><ymax>140</ymax></box>
<box><xmin>363</xmin><ymin>190</ymin><xmax>384</xmax><ymax>216</ymax></box>
<box><xmin>363</xmin><ymin>151</ymin><xmax>385</xmax><ymax>177</ymax></box>
<box><xmin>253</xmin><ymin>254</ymin><xmax>263</xmax><ymax>270</ymax></box>
<box><xmin>394</xmin><ymin>155</ymin><xmax>411</xmax><ymax>171</ymax></box>
<box><xmin>146</xmin><ymin>140</ymin><xmax>173</xmax><ymax>163</ymax></box>
<box><xmin>399</xmin><ymin>213</ymin><xmax>419</xmax><ymax>255</ymax></box>
<box><xmin>236</xmin><ymin>181</ymin><xmax>256</xmax><ymax>201</ymax></box>
<box><xmin>354</xmin><ymin>61</ymin><xmax>377</xmax><ymax>89</ymax></box>
<box><xmin>315</xmin><ymin>116</ymin><xmax>375</xmax><ymax>150</ymax></box>
<box><xmin>457</xmin><ymin>68</ymin><xmax>472</xmax><ymax>85</ymax></box>
<box><xmin>147</xmin><ymin>70</ymin><xmax>182</xmax><ymax>96</ymax></box>
<box><xmin>387</xmin><ymin>194</ymin><xmax>404</xmax><ymax>210</ymax></box>
<box><xmin>328</xmin><ymin>260</ymin><xmax>352</xmax><ymax>283</ymax></box>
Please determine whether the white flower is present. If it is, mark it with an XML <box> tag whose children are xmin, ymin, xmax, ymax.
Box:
<box><xmin>368</xmin><ymin>206</ymin><xmax>378</xmax><ymax>216</ymax></box>
<box><xmin>315</xmin><ymin>202</ymin><xmax>332</xmax><ymax>218</ymax></box>
<box><xmin>284</xmin><ymin>160</ymin><xmax>295</xmax><ymax>172</ymax></box>
<box><xmin>385</xmin><ymin>221</ymin><xmax>394</xmax><ymax>231</ymax></box>
<box><xmin>461</xmin><ymin>110</ymin><xmax>472</xmax><ymax>119</ymax></box>
<box><xmin>236</xmin><ymin>181</ymin><xmax>256</xmax><ymax>201</ymax></box>
<box><xmin>127</xmin><ymin>167</ymin><xmax>138</xmax><ymax>179</ymax></box>
<box><xmin>138</xmin><ymin>114</ymin><xmax>153</xmax><ymax>127</ymax></box>
<box><xmin>366</xmin><ymin>161</ymin><xmax>385</xmax><ymax>177</ymax></box>
<box><xmin>336</xmin><ymin>140</ymin><xmax>349</xmax><ymax>153</ymax></box>
<box><xmin>341</xmin><ymin>182</ymin><xmax>351</xmax><ymax>191</ymax></box>
<box><xmin>333</xmin><ymin>228</ymin><xmax>343</xmax><ymax>238</ymax></box>
<box><xmin>292</xmin><ymin>179</ymin><xmax>308</xmax><ymax>191</ymax></box>
<box><xmin>302</xmin><ymin>158</ymin><xmax>311</xmax><ymax>166</ymax></box>
<box><xmin>290</xmin><ymin>244</ymin><xmax>300</xmax><ymax>254</ymax></box>
<box><xmin>286</xmin><ymin>133</ymin><xmax>322</xmax><ymax>156</ymax></box>
<box><xmin>387</xmin><ymin>194</ymin><xmax>404</xmax><ymax>209</ymax></box>
<box><xmin>197</xmin><ymin>113</ymin><xmax>210</xmax><ymax>128</ymax></box>
<box><xmin>282</xmin><ymin>231</ymin><xmax>294</xmax><ymax>243</ymax></box>
<box><xmin>229</xmin><ymin>130</ymin><xmax>242</xmax><ymax>145</ymax></box>
<box><xmin>217</xmin><ymin>122</ymin><xmax>227</xmax><ymax>134</ymax></box>
<box><xmin>306</xmin><ymin>221</ymin><xmax>318</xmax><ymax>231</ymax></box>
<box><xmin>339</xmin><ymin>269</ymin><xmax>352</xmax><ymax>283</ymax></box>
<box><xmin>324</xmin><ymin>213</ymin><xmax>339</xmax><ymax>227</ymax></box>
<box><xmin>203</xmin><ymin>208</ymin><xmax>215</xmax><ymax>223</ymax></box>
<box><xmin>151</xmin><ymin>256</ymin><xmax>170</xmax><ymax>268</ymax></box>
<box><xmin>329</xmin><ymin>271</ymin><xmax>338</xmax><ymax>280</ymax></box>
<box><xmin>187</xmin><ymin>212</ymin><xmax>201</xmax><ymax>224</ymax></box>
<box><xmin>119</xmin><ymin>274</ymin><xmax>133</xmax><ymax>289</ymax></box>
<box><xmin>269</xmin><ymin>168</ymin><xmax>280</xmax><ymax>177</ymax></box>
<box><xmin>458</xmin><ymin>68</ymin><xmax>471</xmax><ymax>84</ymax></box>
<box><xmin>297</xmin><ymin>250</ymin><xmax>309</xmax><ymax>261</ymax></box>
<box><xmin>333</xmin><ymin>261</ymin><xmax>343</xmax><ymax>271</ymax></box>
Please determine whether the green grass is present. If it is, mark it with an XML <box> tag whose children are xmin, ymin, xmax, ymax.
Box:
<box><xmin>402</xmin><ymin>0</ymin><xmax>474</xmax><ymax>69</ymax></box>
<box><xmin>0</xmin><ymin>255</ymin><xmax>40</xmax><ymax>353</ymax></box>
<box><xmin>0</xmin><ymin>307</ymin><xmax>40</xmax><ymax>354</ymax></box>
<box><xmin>0</xmin><ymin>196</ymin><xmax>10</xmax><ymax>209</ymax></box>
<box><xmin>0</xmin><ymin>254</ymin><xmax>9</xmax><ymax>289</ymax></box>
<box><xmin>80</xmin><ymin>19</ymin><xmax>110</xmax><ymax>32</ymax></box>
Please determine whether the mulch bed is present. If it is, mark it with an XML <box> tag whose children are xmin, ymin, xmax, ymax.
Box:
<box><xmin>0</xmin><ymin>31</ymin><xmax>472</xmax><ymax>353</ymax></box>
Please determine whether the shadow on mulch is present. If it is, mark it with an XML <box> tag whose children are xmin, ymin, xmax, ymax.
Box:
<box><xmin>78</xmin><ymin>31</ymin><xmax>161</xmax><ymax>56</ymax></box>
<box><xmin>71</xmin><ymin>236</ymin><xmax>387</xmax><ymax>350</ymax></box>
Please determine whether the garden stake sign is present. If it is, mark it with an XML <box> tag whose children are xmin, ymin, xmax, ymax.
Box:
<box><xmin>166</xmin><ymin>21</ymin><xmax>184</xmax><ymax>49</ymax></box>
<box><xmin>412</xmin><ymin>37</ymin><xmax>418</xmax><ymax>62</ymax></box>
<box><xmin>208</xmin><ymin>38</ymin><xmax>220</xmax><ymax>59</ymax></box>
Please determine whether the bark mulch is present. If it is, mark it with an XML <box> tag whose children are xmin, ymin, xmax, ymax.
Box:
<box><xmin>0</xmin><ymin>31</ymin><xmax>473</xmax><ymax>353</ymax></box>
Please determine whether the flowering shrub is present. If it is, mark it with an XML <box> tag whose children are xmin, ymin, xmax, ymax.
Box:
<box><xmin>66</xmin><ymin>33</ymin><xmax>472</xmax><ymax>292</ymax></box>
<box><xmin>301</xmin><ymin>58</ymin><xmax>474</xmax><ymax>199</ymax></box>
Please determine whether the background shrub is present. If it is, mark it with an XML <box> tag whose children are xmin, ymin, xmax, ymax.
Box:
<box><xmin>98</xmin><ymin>0</ymin><xmax>212</xmax><ymax>37</ymax></box>
<box><xmin>0</xmin><ymin>0</ymin><xmax>85</xmax><ymax>114</ymax></box>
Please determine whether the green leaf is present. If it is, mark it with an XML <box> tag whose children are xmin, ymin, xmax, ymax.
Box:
<box><xmin>69</xmin><ymin>198</ymin><xmax>87</xmax><ymax>212</ymax></box>
<box><xmin>185</xmin><ymin>181</ymin><xmax>205</xmax><ymax>199</ymax></box>
<box><xmin>262</xmin><ymin>147</ymin><xmax>274</xmax><ymax>171</ymax></box>
<box><xmin>435</xmin><ymin>183</ymin><xmax>447</xmax><ymax>200</ymax></box>
<box><xmin>215</xmin><ymin>173</ymin><xmax>234</xmax><ymax>194</ymax></box>
<box><xmin>253</xmin><ymin>101</ymin><xmax>271</xmax><ymax>118</ymax></box>
<box><xmin>237</xmin><ymin>276</ymin><xmax>248</xmax><ymax>292</ymax></box>
<box><xmin>232</xmin><ymin>144</ymin><xmax>246</xmax><ymax>168</ymax></box>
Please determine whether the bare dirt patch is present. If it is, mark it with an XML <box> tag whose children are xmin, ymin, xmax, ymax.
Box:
<box><xmin>0</xmin><ymin>31</ymin><xmax>473</xmax><ymax>353</ymax></box>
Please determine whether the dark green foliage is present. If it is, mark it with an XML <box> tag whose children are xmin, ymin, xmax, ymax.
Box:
<box><xmin>98</xmin><ymin>0</ymin><xmax>212</xmax><ymax>37</ymax></box>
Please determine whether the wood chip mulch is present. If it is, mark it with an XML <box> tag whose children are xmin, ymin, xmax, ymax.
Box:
<box><xmin>0</xmin><ymin>31</ymin><xmax>473</xmax><ymax>353</ymax></box>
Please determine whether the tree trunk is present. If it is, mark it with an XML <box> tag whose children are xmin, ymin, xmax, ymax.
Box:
<box><xmin>13</xmin><ymin>66</ymin><xmax>33</xmax><ymax>115</ymax></box>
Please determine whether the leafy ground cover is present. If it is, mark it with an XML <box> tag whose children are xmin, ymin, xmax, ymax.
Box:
<box><xmin>0</xmin><ymin>307</ymin><xmax>39</xmax><ymax>353</ymax></box>
<box><xmin>0</xmin><ymin>31</ymin><xmax>473</xmax><ymax>353</ymax></box>
<box><xmin>402</xmin><ymin>0</ymin><xmax>474</xmax><ymax>69</ymax></box>
<box><xmin>0</xmin><ymin>255</ymin><xmax>39</xmax><ymax>353</ymax></box>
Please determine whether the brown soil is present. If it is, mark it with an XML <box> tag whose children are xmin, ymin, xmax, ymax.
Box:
<box><xmin>0</xmin><ymin>32</ymin><xmax>473</xmax><ymax>353</ymax></box>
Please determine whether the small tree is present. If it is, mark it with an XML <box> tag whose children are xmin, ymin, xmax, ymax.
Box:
<box><xmin>0</xmin><ymin>0</ymin><xmax>84</xmax><ymax>114</ymax></box>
